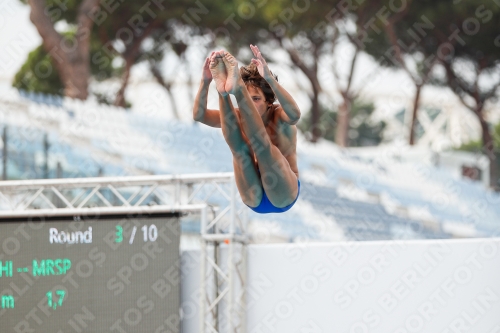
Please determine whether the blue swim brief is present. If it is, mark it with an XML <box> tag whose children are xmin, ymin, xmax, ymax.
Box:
<box><xmin>246</xmin><ymin>177</ymin><xmax>300</xmax><ymax>214</ymax></box>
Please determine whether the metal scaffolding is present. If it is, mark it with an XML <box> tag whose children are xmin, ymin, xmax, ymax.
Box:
<box><xmin>0</xmin><ymin>173</ymin><xmax>248</xmax><ymax>333</ymax></box>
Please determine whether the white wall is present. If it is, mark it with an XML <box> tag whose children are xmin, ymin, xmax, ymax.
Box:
<box><xmin>182</xmin><ymin>238</ymin><xmax>500</xmax><ymax>332</ymax></box>
<box><xmin>247</xmin><ymin>239</ymin><xmax>500</xmax><ymax>333</ymax></box>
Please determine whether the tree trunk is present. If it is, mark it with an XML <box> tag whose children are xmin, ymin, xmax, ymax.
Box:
<box><xmin>409</xmin><ymin>84</ymin><xmax>422</xmax><ymax>145</ymax></box>
<box><xmin>310</xmin><ymin>89</ymin><xmax>321</xmax><ymax>142</ymax></box>
<box><xmin>442</xmin><ymin>62</ymin><xmax>498</xmax><ymax>189</ymax></box>
<box><xmin>114</xmin><ymin>55</ymin><xmax>134</xmax><ymax>108</ymax></box>
<box><xmin>280</xmin><ymin>39</ymin><xmax>323</xmax><ymax>143</ymax></box>
<box><xmin>333</xmin><ymin>44</ymin><xmax>359</xmax><ymax>148</ymax></box>
<box><xmin>478</xmin><ymin>111</ymin><xmax>499</xmax><ymax>189</ymax></box>
<box><xmin>113</xmin><ymin>20</ymin><xmax>162</xmax><ymax>108</ymax></box>
<box><xmin>182</xmin><ymin>55</ymin><xmax>194</xmax><ymax>110</ymax></box>
<box><xmin>335</xmin><ymin>93</ymin><xmax>350</xmax><ymax>147</ymax></box>
<box><xmin>150</xmin><ymin>64</ymin><xmax>180</xmax><ymax>120</ymax></box>
<box><xmin>63</xmin><ymin>52</ymin><xmax>91</xmax><ymax>99</ymax></box>
<box><xmin>28</xmin><ymin>0</ymin><xmax>100</xmax><ymax>100</ymax></box>
<box><xmin>165</xmin><ymin>86</ymin><xmax>180</xmax><ymax>120</ymax></box>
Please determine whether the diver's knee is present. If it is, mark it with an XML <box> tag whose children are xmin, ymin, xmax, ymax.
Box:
<box><xmin>260</xmin><ymin>170</ymin><xmax>279</xmax><ymax>191</ymax></box>
<box><xmin>240</xmin><ymin>183</ymin><xmax>262</xmax><ymax>207</ymax></box>
<box><xmin>270</xmin><ymin>190</ymin><xmax>297</xmax><ymax>208</ymax></box>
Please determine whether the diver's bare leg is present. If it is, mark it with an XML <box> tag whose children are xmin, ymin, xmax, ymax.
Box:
<box><xmin>217</xmin><ymin>93</ymin><xmax>263</xmax><ymax>207</ymax></box>
<box><xmin>223</xmin><ymin>52</ymin><xmax>298</xmax><ymax>207</ymax></box>
<box><xmin>209</xmin><ymin>53</ymin><xmax>263</xmax><ymax>206</ymax></box>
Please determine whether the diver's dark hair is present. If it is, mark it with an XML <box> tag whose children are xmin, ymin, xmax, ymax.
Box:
<box><xmin>240</xmin><ymin>63</ymin><xmax>278</xmax><ymax>105</ymax></box>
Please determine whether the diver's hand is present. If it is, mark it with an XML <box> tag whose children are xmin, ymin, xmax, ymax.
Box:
<box><xmin>202</xmin><ymin>52</ymin><xmax>214</xmax><ymax>83</ymax></box>
<box><xmin>250</xmin><ymin>44</ymin><xmax>273</xmax><ymax>81</ymax></box>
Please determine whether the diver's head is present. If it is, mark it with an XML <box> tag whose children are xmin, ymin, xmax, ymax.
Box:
<box><xmin>240</xmin><ymin>63</ymin><xmax>278</xmax><ymax>116</ymax></box>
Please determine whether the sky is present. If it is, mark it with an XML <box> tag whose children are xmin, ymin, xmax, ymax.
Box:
<box><xmin>0</xmin><ymin>0</ymin><xmax>41</xmax><ymax>81</ymax></box>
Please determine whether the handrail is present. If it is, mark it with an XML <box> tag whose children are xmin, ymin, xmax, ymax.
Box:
<box><xmin>0</xmin><ymin>173</ymin><xmax>234</xmax><ymax>191</ymax></box>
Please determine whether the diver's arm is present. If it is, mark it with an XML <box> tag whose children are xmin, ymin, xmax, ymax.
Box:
<box><xmin>250</xmin><ymin>44</ymin><xmax>301</xmax><ymax>125</ymax></box>
<box><xmin>266</xmin><ymin>77</ymin><xmax>301</xmax><ymax>125</ymax></box>
<box><xmin>193</xmin><ymin>56</ymin><xmax>222</xmax><ymax>128</ymax></box>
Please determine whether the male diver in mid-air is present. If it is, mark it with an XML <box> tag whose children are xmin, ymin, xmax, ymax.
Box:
<box><xmin>193</xmin><ymin>45</ymin><xmax>301</xmax><ymax>214</ymax></box>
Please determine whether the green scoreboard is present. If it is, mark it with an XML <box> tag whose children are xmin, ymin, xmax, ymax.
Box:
<box><xmin>0</xmin><ymin>213</ymin><xmax>181</xmax><ymax>333</ymax></box>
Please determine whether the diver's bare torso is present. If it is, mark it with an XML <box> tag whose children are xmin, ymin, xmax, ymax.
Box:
<box><xmin>235</xmin><ymin>104</ymin><xmax>299</xmax><ymax>179</ymax></box>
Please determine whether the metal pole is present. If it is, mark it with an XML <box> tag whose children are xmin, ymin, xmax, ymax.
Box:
<box><xmin>242</xmin><ymin>203</ymin><xmax>248</xmax><ymax>333</ymax></box>
<box><xmin>56</xmin><ymin>162</ymin><xmax>63</xmax><ymax>178</ymax></box>
<box><xmin>228</xmin><ymin>177</ymin><xmax>236</xmax><ymax>332</ymax></box>
<box><xmin>175</xmin><ymin>181</ymin><xmax>180</xmax><ymax>206</ymax></box>
<box><xmin>200</xmin><ymin>205</ymin><xmax>207</xmax><ymax>333</ymax></box>
<box><xmin>2</xmin><ymin>127</ymin><xmax>7</xmax><ymax>180</ymax></box>
<box><xmin>241</xmin><ymin>243</ymin><xmax>247</xmax><ymax>333</ymax></box>
<box><xmin>55</xmin><ymin>162</ymin><xmax>63</xmax><ymax>208</ymax></box>
<box><xmin>214</xmin><ymin>240</ymin><xmax>219</xmax><ymax>332</ymax></box>
<box><xmin>43</xmin><ymin>133</ymin><xmax>49</xmax><ymax>179</ymax></box>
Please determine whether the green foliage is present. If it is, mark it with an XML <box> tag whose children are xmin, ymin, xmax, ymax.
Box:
<box><xmin>349</xmin><ymin>103</ymin><xmax>387</xmax><ymax>147</ymax></box>
<box><xmin>88</xmin><ymin>34</ymin><xmax>120</xmax><ymax>81</ymax></box>
<box><xmin>19</xmin><ymin>0</ymin><xmax>80</xmax><ymax>23</ymax></box>
<box><xmin>13</xmin><ymin>30</ymin><xmax>118</xmax><ymax>95</ymax></box>
<box><xmin>16</xmin><ymin>0</ymin><xmax>225</xmax><ymax>98</ymax></box>
<box><xmin>297</xmin><ymin>106</ymin><xmax>336</xmax><ymax>142</ymax></box>
<box><xmin>297</xmin><ymin>100</ymin><xmax>386</xmax><ymax>147</ymax></box>
<box><xmin>458</xmin><ymin>140</ymin><xmax>482</xmax><ymax>153</ymax></box>
<box><xmin>13</xmin><ymin>44</ymin><xmax>64</xmax><ymax>95</ymax></box>
<box><xmin>363</xmin><ymin>0</ymin><xmax>500</xmax><ymax>70</ymax></box>
<box><xmin>495</xmin><ymin>122</ymin><xmax>500</xmax><ymax>150</ymax></box>
<box><xmin>93</xmin><ymin>92</ymin><xmax>131</xmax><ymax>108</ymax></box>
<box><xmin>460</xmin><ymin>122</ymin><xmax>500</xmax><ymax>151</ymax></box>
<box><xmin>14</xmin><ymin>0</ymin><xmax>343</xmax><ymax>100</ymax></box>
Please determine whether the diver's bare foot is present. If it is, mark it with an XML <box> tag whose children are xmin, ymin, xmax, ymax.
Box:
<box><xmin>209</xmin><ymin>51</ymin><xmax>228</xmax><ymax>96</ymax></box>
<box><xmin>222</xmin><ymin>52</ymin><xmax>242</xmax><ymax>95</ymax></box>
